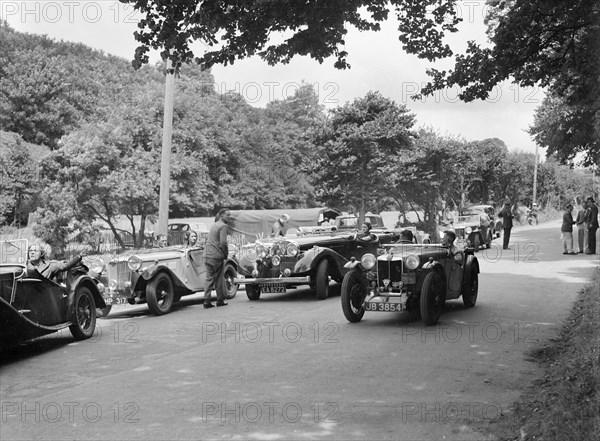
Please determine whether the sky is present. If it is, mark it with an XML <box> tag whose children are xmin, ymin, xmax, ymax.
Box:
<box><xmin>1</xmin><ymin>0</ymin><xmax>546</xmax><ymax>157</ymax></box>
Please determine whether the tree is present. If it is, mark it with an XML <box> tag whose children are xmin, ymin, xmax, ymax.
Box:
<box><xmin>312</xmin><ymin>91</ymin><xmax>415</xmax><ymax>221</ymax></box>
<box><xmin>123</xmin><ymin>0</ymin><xmax>461</xmax><ymax>71</ymax></box>
<box><xmin>0</xmin><ymin>132</ymin><xmax>40</xmax><ymax>226</ymax></box>
<box><xmin>419</xmin><ymin>0</ymin><xmax>599</xmax><ymax>165</ymax></box>
<box><xmin>529</xmin><ymin>93</ymin><xmax>599</xmax><ymax>166</ymax></box>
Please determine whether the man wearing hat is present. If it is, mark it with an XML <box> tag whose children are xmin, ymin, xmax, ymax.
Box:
<box><xmin>585</xmin><ymin>196</ymin><xmax>598</xmax><ymax>254</ymax></box>
<box><xmin>498</xmin><ymin>200</ymin><xmax>514</xmax><ymax>250</ymax></box>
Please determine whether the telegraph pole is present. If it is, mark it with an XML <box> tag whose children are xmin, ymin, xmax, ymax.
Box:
<box><xmin>532</xmin><ymin>144</ymin><xmax>539</xmax><ymax>206</ymax></box>
<box><xmin>157</xmin><ymin>57</ymin><xmax>175</xmax><ymax>237</ymax></box>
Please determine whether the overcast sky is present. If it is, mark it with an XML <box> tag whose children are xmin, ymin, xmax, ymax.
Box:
<box><xmin>2</xmin><ymin>0</ymin><xmax>546</xmax><ymax>156</ymax></box>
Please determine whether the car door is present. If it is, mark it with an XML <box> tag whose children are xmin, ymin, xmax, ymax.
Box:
<box><xmin>183</xmin><ymin>247</ymin><xmax>207</xmax><ymax>290</ymax></box>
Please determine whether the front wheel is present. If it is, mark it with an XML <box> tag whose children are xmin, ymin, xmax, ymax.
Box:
<box><xmin>246</xmin><ymin>284</ymin><xmax>261</xmax><ymax>300</ymax></box>
<box><xmin>146</xmin><ymin>273</ymin><xmax>175</xmax><ymax>315</ymax></box>
<box><xmin>420</xmin><ymin>271</ymin><xmax>445</xmax><ymax>326</ymax></box>
<box><xmin>462</xmin><ymin>263</ymin><xmax>479</xmax><ymax>308</ymax></box>
<box><xmin>341</xmin><ymin>269</ymin><xmax>367</xmax><ymax>322</ymax></box>
<box><xmin>223</xmin><ymin>262</ymin><xmax>239</xmax><ymax>299</ymax></box>
<box><xmin>69</xmin><ymin>287</ymin><xmax>97</xmax><ymax>340</ymax></box>
<box><xmin>315</xmin><ymin>259</ymin><xmax>330</xmax><ymax>300</ymax></box>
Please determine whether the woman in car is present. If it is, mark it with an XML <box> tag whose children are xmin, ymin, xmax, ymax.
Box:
<box><xmin>356</xmin><ymin>221</ymin><xmax>377</xmax><ymax>242</ymax></box>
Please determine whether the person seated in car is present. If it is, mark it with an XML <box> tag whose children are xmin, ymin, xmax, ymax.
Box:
<box><xmin>441</xmin><ymin>231</ymin><xmax>463</xmax><ymax>264</ymax></box>
<box><xmin>27</xmin><ymin>243</ymin><xmax>84</xmax><ymax>281</ymax></box>
<box><xmin>396</xmin><ymin>229</ymin><xmax>414</xmax><ymax>244</ymax></box>
<box><xmin>357</xmin><ymin>221</ymin><xmax>377</xmax><ymax>242</ymax></box>
<box><xmin>185</xmin><ymin>230</ymin><xmax>199</xmax><ymax>247</ymax></box>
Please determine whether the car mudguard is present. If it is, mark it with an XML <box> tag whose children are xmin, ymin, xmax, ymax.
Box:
<box><xmin>462</xmin><ymin>255</ymin><xmax>480</xmax><ymax>286</ymax></box>
<box><xmin>295</xmin><ymin>247</ymin><xmax>348</xmax><ymax>277</ymax></box>
<box><xmin>137</xmin><ymin>265</ymin><xmax>188</xmax><ymax>292</ymax></box>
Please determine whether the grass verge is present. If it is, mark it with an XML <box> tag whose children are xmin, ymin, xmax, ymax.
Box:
<box><xmin>483</xmin><ymin>266</ymin><xmax>599</xmax><ymax>440</ymax></box>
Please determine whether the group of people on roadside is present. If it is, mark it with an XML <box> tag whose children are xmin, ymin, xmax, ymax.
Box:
<box><xmin>562</xmin><ymin>197</ymin><xmax>598</xmax><ymax>255</ymax></box>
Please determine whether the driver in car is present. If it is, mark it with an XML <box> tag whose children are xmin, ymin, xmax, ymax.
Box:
<box><xmin>441</xmin><ymin>231</ymin><xmax>463</xmax><ymax>264</ymax></box>
<box><xmin>27</xmin><ymin>243</ymin><xmax>84</xmax><ymax>280</ymax></box>
<box><xmin>357</xmin><ymin>221</ymin><xmax>377</xmax><ymax>242</ymax></box>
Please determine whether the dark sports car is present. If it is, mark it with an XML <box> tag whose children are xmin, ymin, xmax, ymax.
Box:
<box><xmin>233</xmin><ymin>229</ymin><xmax>398</xmax><ymax>300</ymax></box>
<box><xmin>341</xmin><ymin>242</ymin><xmax>480</xmax><ymax>326</ymax></box>
<box><xmin>0</xmin><ymin>239</ymin><xmax>106</xmax><ymax>347</ymax></box>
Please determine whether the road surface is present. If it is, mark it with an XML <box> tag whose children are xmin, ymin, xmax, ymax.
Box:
<box><xmin>1</xmin><ymin>221</ymin><xmax>598</xmax><ymax>440</ymax></box>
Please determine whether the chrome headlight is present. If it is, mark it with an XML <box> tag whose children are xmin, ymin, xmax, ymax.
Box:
<box><xmin>286</xmin><ymin>243</ymin><xmax>299</xmax><ymax>257</ymax></box>
<box><xmin>271</xmin><ymin>255</ymin><xmax>281</xmax><ymax>266</ymax></box>
<box><xmin>127</xmin><ymin>255</ymin><xmax>142</xmax><ymax>271</ymax></box>
<box><xmin>360</xmin><ymin>253</ymin><xmax>376</xmax><ymax>270</ymax></box>
<box><xmin>465</xmin><ymin>227</ymin><xmax>472</xmax><ymax>234</ymax></box>
<box><xmin>404</xmin><ymin>254</ymin><xmax>420</xmax><ymax>270</ymax></box>
<box><xmin>109</xmin><ymin>279</ymin><xmax>117</xmax><ymax>290</ymax></box>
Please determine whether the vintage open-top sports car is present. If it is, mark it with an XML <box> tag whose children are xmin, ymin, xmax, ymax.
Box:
<box><xmin>105</xmin><ymin>245</ymin><xmax>238</xmax><ymax>316</ymax></box>
<box><xmin>0</xmin><ymin>239</ymin><xmax>106</xmax><ymax>347</ymax></box>
<box><xmin>233</xmin><ymin>229</ymin><xmax>398</xmax><ymax>300</ymax></box>
<box><xmin>341</xmin><ymin>242</ymin><xmax>479</xmax><ymax>326</ymax></box>
<box><xmin>452</xmin><ymin>213</ymin><xmax>490</xmax><ymax>250</ymax></box>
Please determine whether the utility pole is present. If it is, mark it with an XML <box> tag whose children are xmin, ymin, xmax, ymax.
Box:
<box><xmin>532</xmin><ymin>143</ymin><xmax>539</xmax><ymax>206</ymax></box>
<box><xmin>157</xmin><ymin>57</ymin><xmax>175</xmax><ymax>237</ymax></box>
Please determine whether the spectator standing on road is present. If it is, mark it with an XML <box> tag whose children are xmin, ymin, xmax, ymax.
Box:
<box><xmin>271</xmin><ymin>214</ymin><xmax>290</xmax><ymax>237</ymax></box>
<box><xmin>585</xmin><ymin>197</ymin><xmax>599</xmax><ymax>254</ymax></box>
<box><xmin>575</xmin><ymin>200</ymin><xmax>588</xmax><ymax>253</ymax></box>
<box><xmin>561</xmin><ymin>203</ymin><xmax>577</xmax><ymax>255</ymax></box>
<box><xmin>204</xmin><ymin>208</ymin><xmax>233</xmax><ymax>308</ymax></box>
<box><xmin>498</xmin><ymin>200</ymin><xmax>514</xmax><ymax>250</ymax></box>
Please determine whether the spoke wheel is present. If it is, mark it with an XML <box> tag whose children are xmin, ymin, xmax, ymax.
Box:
<box><xmin>341</xmin><ymin>269</ymin><xmax>367</xmax><ymax>322</ymax></box>
<box><xmin>223</xmin><ymin>262</ymin><xmax>239</xmax><ymax>299</ymax></box>
<box><xmin>420</xmin><ymin>271</ymin><xmax>444</xmax><ymax>325</ymax></box>
<box><xmin>146</xmin><ymin>273</ymin><xmax>174</xmax><ymax>315</ymax></box>
<box><xmin>69</xmin><ymin>286</ymin><xmax>97</xmax><ymax>340</ymax></box>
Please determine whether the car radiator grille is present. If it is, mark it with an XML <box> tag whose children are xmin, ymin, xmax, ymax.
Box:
<box><xmin>108</xmin><ymin>261</ymin><xmax>130</xmax><ymax>285</ymax></box>
<box><xmin>376</xmin><ymin>260</ymin><xmax>403</xmax><ymax>288</ymax></box>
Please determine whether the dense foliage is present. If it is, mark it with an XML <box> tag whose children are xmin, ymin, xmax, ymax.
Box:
<box><xmin>123</xmin><ymin>0</ymin><xmax>599</xmax><ymax>166</ymax></box>
<box><xmin>1</xmin><ymin>24</ymin><xmax>597</xmax><ymax>252</ymax></box>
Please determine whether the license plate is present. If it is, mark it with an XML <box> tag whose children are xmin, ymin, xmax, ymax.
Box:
<box><xmin>365</xmin><ymin>301</ymin><xmax>404</xmax><ymax>312</ymax></box>
<box><xmin>260</xmin><ymin>283</ymin><xmax>286</xmax><ymax>293</ymax></box>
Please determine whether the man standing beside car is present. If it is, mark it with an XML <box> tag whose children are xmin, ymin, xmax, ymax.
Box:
<box><xmin>204</xmin><ymin>208</ymin><xmax>232</xmax><ymax>308</ymax></box>
<box><xmin>498</xmin><ymin>200</ymin><xmax>514</xmax><ymax>250</ymax></box>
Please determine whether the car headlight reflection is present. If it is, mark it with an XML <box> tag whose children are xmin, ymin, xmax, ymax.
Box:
<box><xmin>404</xmin><ymin>254</ymin><xmax>420</xmax><ymax>270</ymax></box>
<box><xmin>127</xmin><ymin>255</ymin><xmax>142</xmax><ymax>271</ymax></box>
<box><xmin>465</xmin><ymin>227</ymin><xmax>472</xmax><ymax>234</ymax></box>
<box><xmin>361</xmin><ymin>253</ymin><xmax>376</xmax><ymax>270</ymax></box>
<box><xmin>271</xmin><ymin>255</ymin><xmax>281</xmax><ymax>266</ymax></box>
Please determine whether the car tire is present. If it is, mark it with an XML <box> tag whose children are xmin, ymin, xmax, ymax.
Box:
<box><xmin>146</xmin><ymin>272</ymin><xmax>175</xmax><ymax>315</ymax></box>
<box><xmin>315</xmin><ymin>259</ymin><xmax>330</xmax><ymax>300</ymax></box>
<box><xmin>98</xmin><ymin>304</ymin><xmax>112</xmax><ymax>319</ymax></box>
<box><xmin>223</xmin><ymin>262</ymin><xmax>239</xmax><ymax>299</ymax></box>
<box><xmin>341</xmin><ymin>269</ymin><xmax>366</xmax><ymax>322</ymax></box>
<box><xmin>69</xmin><ymin>286</ymin><xmax>97</xmax><ymax>340</ymax></box>
<box><xmin>462</xmin><ymin>258</ymin><xmax>479</xmax><ymax>308</ymax></box>
<box><xmin>420</xmin><ymin>271</ymin><xmax>444</xmax><ymax>326</ymax></box>
<box><xmin>246</xmin><ymin>284</ymin><xmax>261</xmax><ymax>300</ymax></box>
